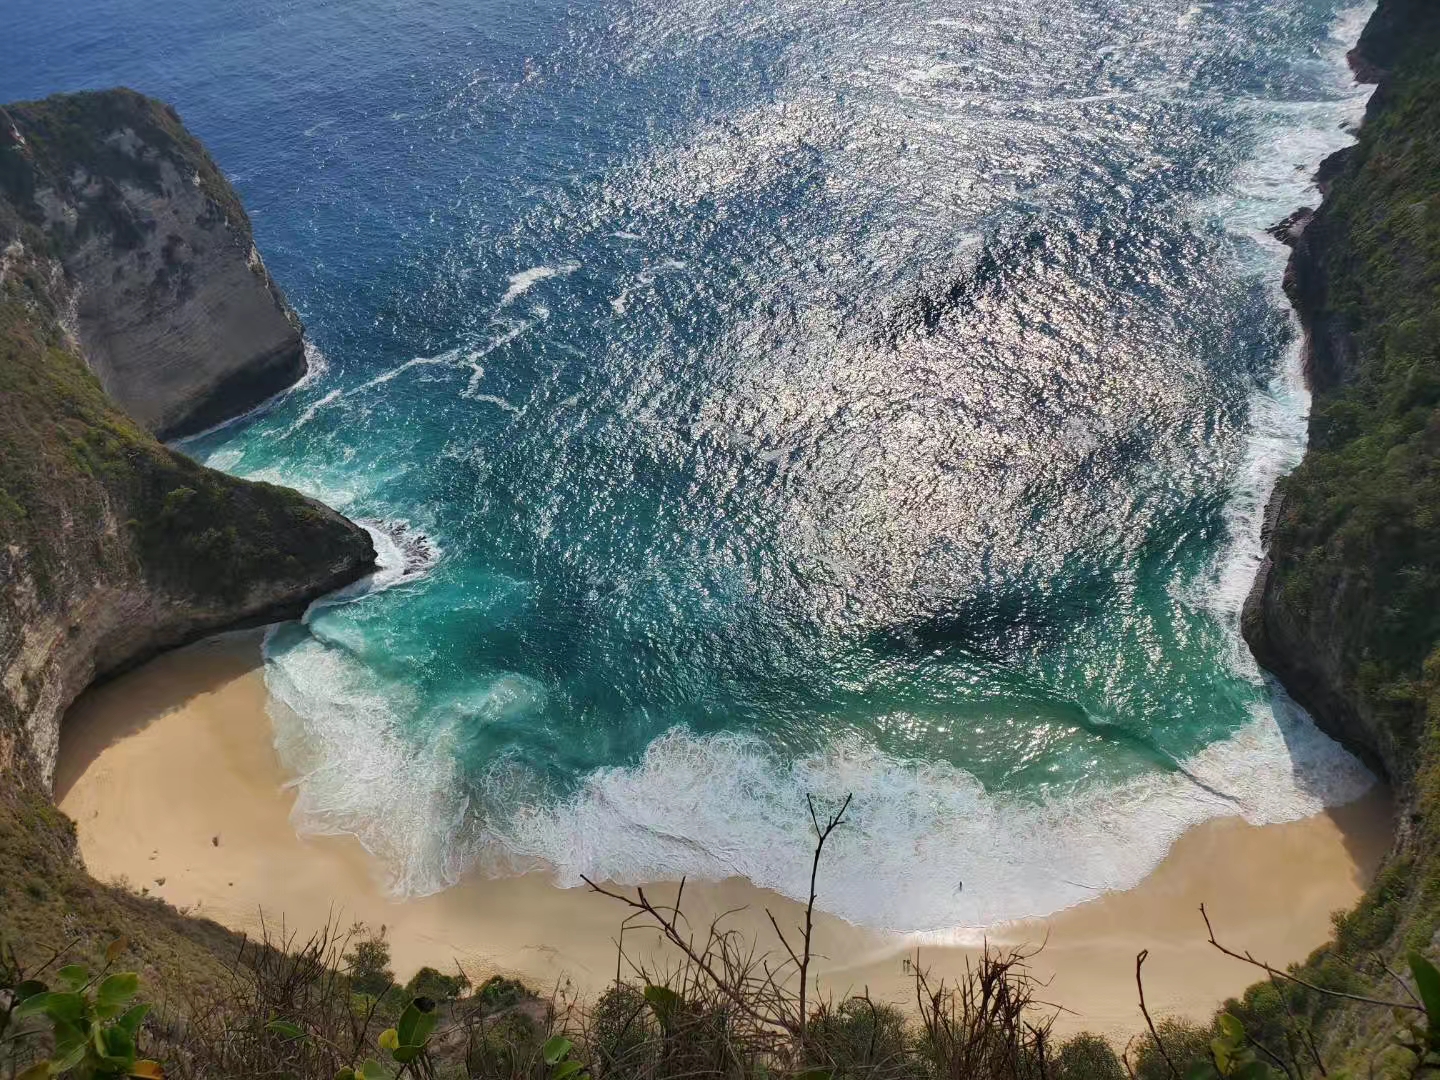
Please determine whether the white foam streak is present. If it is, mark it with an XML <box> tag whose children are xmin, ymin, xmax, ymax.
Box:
<box><xmin>499</xmin><ymin>262</ymin><xmax>580</xmax><ymax>307</ymax></box>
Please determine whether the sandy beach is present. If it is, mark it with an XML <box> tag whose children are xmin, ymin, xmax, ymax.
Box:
<box><xmin>55</xmin><ymin>630</ymin><xmax>1392</xmax><ymax>1038</ymax></box>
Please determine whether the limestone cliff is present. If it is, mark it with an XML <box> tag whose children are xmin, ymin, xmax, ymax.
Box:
<box><xmin>0</xmin><ymin>89</ymin><xmax>309</xmax><ymax>439</ymax></box>
<box><xmin>1243</xmin><ymin>0</ymin><xmax>1440</xmax><ymax>792</ymax></box>
<box><xmin>0</xmin><ymin>91</ymin><xmax>376</xmax><ymax>790</ymax></box>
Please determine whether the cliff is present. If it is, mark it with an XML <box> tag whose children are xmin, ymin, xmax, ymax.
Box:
<box><xmin>0</xmin><ymin>90</ymin><xmax>376</xmax><ymax>792</ymax></box>
<box><xmin>1242</xmin><ymin>0</ymin><xmax>1440</xmax><ymax>795</ymax></box>
<box><xmin>0</xmin><ymin>89</ymin><xmax>310</xmax><ymax>439</ymax></box>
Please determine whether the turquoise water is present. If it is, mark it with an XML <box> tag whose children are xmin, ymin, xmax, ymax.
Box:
<box><xmin>5</xmin><ymin>0</ymin><xmax>1376</xmax><ymax>929</ymax></box>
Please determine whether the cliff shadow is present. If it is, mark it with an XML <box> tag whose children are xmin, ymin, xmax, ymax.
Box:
<box><xmin>52</xmin><ymin>628</ymin><xmax>268</xmax><ymax>803</ymax></box>
<box><xmin>1259</xmin><ymin>676</ymin><xmax>1395</xmax><ymax>879</ymax></box>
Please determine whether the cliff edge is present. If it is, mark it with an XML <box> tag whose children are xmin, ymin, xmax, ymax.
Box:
<box><xmin>0</xmin><ymin>88</ymin><xmax>310</xmax><ymax>439</ymax></box>
<box><xmin>1243</xmin><ymin>0</ymin><xmax>1440</xmax><ymax>796</ymax></box>
<box><xmin>0</xmin><ymin>90</ymin><xmax>376</xmax><ymax>792</ymax></box>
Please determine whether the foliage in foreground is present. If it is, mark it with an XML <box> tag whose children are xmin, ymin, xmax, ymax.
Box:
<box><xmin>5</xmin><ymin>796</ymin><xmax>1440</xmax><ymax>1080</ymax></box>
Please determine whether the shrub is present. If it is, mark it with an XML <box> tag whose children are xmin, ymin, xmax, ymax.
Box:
<box><xmin>808</xmin><ymin>996</ymin><xmax>915</xmax><ymax>1080</ymax></box>
<box><xmin>477</xmin><ymin>975</ymin><xmax>530</xmax><ymax>1013</ymax></box>
<box><xmin>407</xmin><ymin>964</ymin><xmax>472</xmax><ymax>1002</ymax></box>
<box><xmin>1052</xmin><ymin>1033</ymin><xmax>1125</xmax><ymax>1080</ymax></box>
<box><xmin>343</xmin><ymin>927</ymin><xmax>394</xmax><ymax>998</ymax></box>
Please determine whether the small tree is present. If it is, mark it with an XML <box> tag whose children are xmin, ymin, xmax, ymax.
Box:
<box><xmin>344</xmin><ymin>927</ymin><xmax>394</xmax><ymax>998</ymax></box>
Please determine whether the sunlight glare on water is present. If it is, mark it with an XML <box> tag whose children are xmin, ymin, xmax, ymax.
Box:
<box><xmin>2</xmin><ymin>0</ymin><xmax>1378</xmax><ymax>928</ymax></box>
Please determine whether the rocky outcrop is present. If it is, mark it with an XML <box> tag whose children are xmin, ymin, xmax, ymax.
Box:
<box><xmin>0</xmin><ymin>91</ymin><xmax>376</xmax><ymax>790</ymax></box>
<box><xmin>0</xmin><ymin>89</ymin><xmax>308</xmax><ymax>439</ymax></box>
<box><xmin>1242</xmin><ymin>0</ymin><xmax>1440</xmax><ymax>790</ymax></box>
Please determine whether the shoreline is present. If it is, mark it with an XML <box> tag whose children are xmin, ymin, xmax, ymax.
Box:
<box><xmin>56</xmin><ymin>630</ymin><xmax>1392</xmax><ymax>1037</ymax></box>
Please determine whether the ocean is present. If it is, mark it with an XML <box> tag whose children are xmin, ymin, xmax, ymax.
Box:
<box><xmin>4</xmin><ymin>0</ymin><xmax>1377</xmax><ymax>932</ymax></box>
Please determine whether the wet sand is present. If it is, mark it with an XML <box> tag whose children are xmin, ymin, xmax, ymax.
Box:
<box><xmin>55</xmin><ymin>630</ymin><xmax>1392</xmax><ymax>1037</ymax></box>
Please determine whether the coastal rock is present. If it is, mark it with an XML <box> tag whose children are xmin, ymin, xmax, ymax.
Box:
<box><xmin>0</xmin><ymin>89</ymin><xmax>307</xmax><ymax>438</ymax></box>
<box><xmin>1242</xmin><ymin>0</ymin><xmax>1440</xmax><ymax>792</ymax></box>
<box><xmin>0</xmin><ymin>93</ymin><xmax>377</xmax><ymax>790</ymax></box>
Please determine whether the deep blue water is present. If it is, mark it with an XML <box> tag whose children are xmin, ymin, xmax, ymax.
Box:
<box><xmin>4</xmin><ymin>0</ymin><xmax>1376</xmax><ymax>929</ymax></box>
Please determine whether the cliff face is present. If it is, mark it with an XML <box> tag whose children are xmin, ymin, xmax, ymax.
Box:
<box><xmin>0</xmin><ymin>90</ymin><xmax>376</xmax><ymax>790</ymax></box>
<box><xmin>0</xmin><ymin>89</ymin><xmax>308</xmax><ymax>439</ymax></box>
<box><xmin>1243</xmin><ymin>0</ymin><xmax>1440</xmax><ymax>791</ymax></box>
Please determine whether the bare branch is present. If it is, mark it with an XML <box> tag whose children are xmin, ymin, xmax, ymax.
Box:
<box><xmin>1200</xmin><ymin>905</ymin><xmax>1419</xmax><ymax>1012</ymax></box>
<box><xmin>798</xmin><ymin>793</ymin><xmax>852</xmax><ymax>1039</ymax></box>
<box><xmin>1136</xmin><ymin>950</ymin><xmax>1181</xmax><ymax>1080</ymax></box>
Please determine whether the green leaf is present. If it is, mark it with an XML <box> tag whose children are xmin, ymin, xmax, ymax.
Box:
<box><xmin>56</xmin><ymin>965</ymin><xmax>90</xmax><ymax>992</ymax></box>
<box><xmin>1217</xmin><ymin>1014</ymin><xmax>1245</xmax><ymax>1044</ymax></box>
<box><xmin>543</xmin><ymin>1036</ymin><xmax>574</xmax><ymax>1066</ymax></box>
<box><xmin>117</xmin><ymin>1004</ymin><xmax>151</xmax><ymax>1038</ymax></box>
<box><xmin>95</xmin><ymin>1022</ymin><xmax>138</xmax><ymax>1066</ymax></box>
<box><xmin>14</xmin><ymin>991</ymin><xmax>85</xmax><ymax>1024</ymax></box>
<box><xmin>50</xmin><ymin>1036</ymin><xmax>89</xmax><ymax>1074</ymax></box>
<box><xmin>359</xmin><ymin>1059</ymin><xmax>389</xmax><ymax>1080</ymax></box>
<box><xmin>267</xmin><ymin>1019</ymin><xmax>307</xmax><ymax>1041</ymax></box>
<box><xmin>393</xmin><ymin>1045</ymin><xmax>424</xmax><ymax>1064</ymax></box>
<box><xmin>15</xmin><ymin>979</ymin><xmax>48</xmax><ymax>1001</ymax></box>
<box><xmin>334</xmin><ymin>1070</ymin><xmax>357</xmax><ymax>1080</ymax></box>
<box><xmin>1233</xmin><ymin>1060</ymin><xmax>1271</xmax><ymax>1080</ymax></box>
<box><xmin>52</xmin><ymin>1018</ymin><xmax>87</xmax><ymax>1057</ymax></box>
<box><xmin>1410</xmin><ymin>952</ymin><xmax>1440</xmax><ymax>1031</ymax></box>
<box><xmin>553</xmin><ymin>1059</ymin><xmax>586</xmax><ymax>1080</ymax></box>
<box><xmin>1211</xmin><ymin>1040</ymin><xmax>1233</xmax><ymax>1076</ymax></box>
<box><xmin>95</xmin><ymin>972</ymin><xmax>141</xmax><ymax>1018</ymax></box>
<box><xmin>396</xmin><ymin>1002</ymin><xmax>437</xmax><ymax>1048</ymax></box>
<box><xmin>1185</xmin><ymin>1061</ymin><xmax>1217</xmax><ymax>1080</ymax></box>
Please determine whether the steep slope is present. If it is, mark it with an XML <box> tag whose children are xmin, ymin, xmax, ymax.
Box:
<box><xmin>0</xmin><ymin>89</ymin><xmax>375</xmax><ymax>996</ymax></box>
<box><xmin>0</xmin><ymin>90</ymin><xmax>376</xmax><ymax>792</ymax></box>
<box><xmin>1243</xmin><ymin>0</ymin><xmax>1440</xmax><ymax>799</ymax></box>
<box><xmin>0</xmin><ymin>88</ymin><xmax>310</xmax><ymax>439</ymax></box>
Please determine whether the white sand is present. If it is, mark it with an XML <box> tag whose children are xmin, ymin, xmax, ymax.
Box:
<box><xmin>56</xmin><ymin>630</ymin><xmax>1392</xmax><ymax>1036</ymax></box>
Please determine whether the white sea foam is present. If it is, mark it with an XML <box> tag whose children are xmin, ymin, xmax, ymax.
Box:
<box><xmin>260</xmin><ymin>1</ymin><xmax>1384</xmax><ymax>930</ymax></box>
<box><xmin>304</xmin><ymin>520</ymin><xmax>443</xmax><ymax>619</ymax></box>
<box><xmin>468</xmin><ymin>393</ymin><xmax>523</xmax><ymax>413</ymax></box>
<box><xmin>498</xmin><ymin>262</ymin><xmax>580</xmax><ymax>307</ymax></box>
<box><xmin>1186</xmin><ymin>1</ymin><xmax>1376</xmax><ymax>656</ymax></box>
<box><xmin>266</xmin><ymin>624</ymin><xmax>1372</xmax><ymax>925</ymax></box>
<box><xmin>284</xmin><ymin>388</ymin><xmax>344</xmax><ymax>437</ymax></box>
<box><xmin>266</xmin><ymin>642</ymin><xmax>477</xmax><ymax>894</ymax></box>
<box><xmin>170</xmin><ymin>339</ymin><xmax>333</xmax><ymax>447</ymax></box>
<box><xmin>350</xmin><ymin>353</ymin><xmax>455</xmax><ymax>395</ymax></box>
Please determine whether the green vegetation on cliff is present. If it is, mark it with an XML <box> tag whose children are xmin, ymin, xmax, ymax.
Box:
<box><xmin>1236</xmin><ymin>0</ymin><xmax>1440</xmax><ymax>1070</ymax></box>
<box><xmin>0</xmin><ymin>262</ymin><xmax>356</xmax><ymax>607</ymax></box>
<box><xmin>1253</xmin><ymin>0</ymin><xmax>1440</xmax><ymax>771</ymax></box>
<box><xmin>0</xmin><ymin>89</ymin><xmax>249</xmax><ymax>257</ymax></box>
<box><xmin>0</xmin><ymin>88</ymin><xmax>375</xmax><ymax>1050</ymax></box>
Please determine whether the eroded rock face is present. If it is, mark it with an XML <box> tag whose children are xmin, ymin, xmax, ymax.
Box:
<box><xmin>1</xmin><ymin>88</ymin><xmax>306</xmax><ymax>438</ymax></box>
<box><xmin>1242</xmin><ymin>0</ymin><xmax>1440</xmax><ymax>793</ymax></box>
<box><xmin>0</xmin><ymin>91</ymin><xmax>376</xmax><ymax>790</ymax></box>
